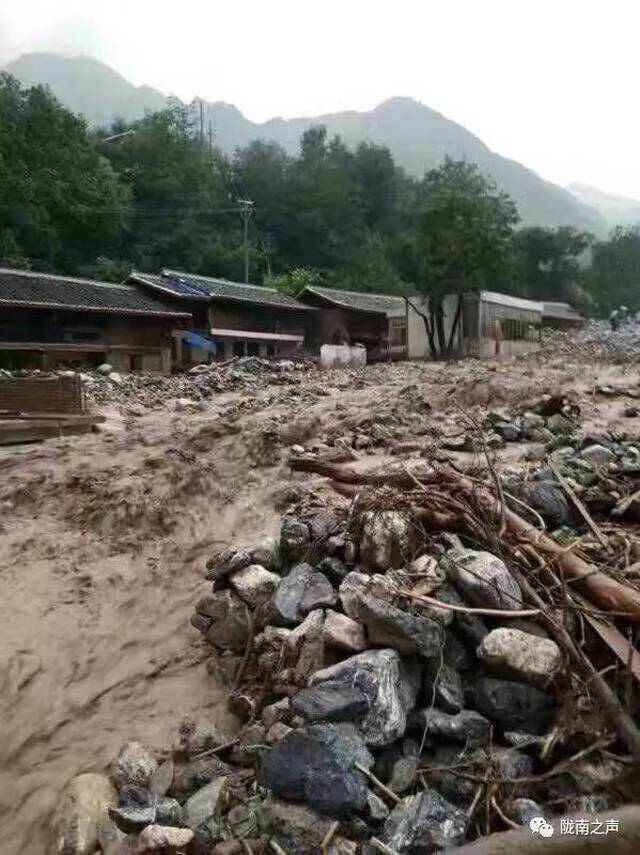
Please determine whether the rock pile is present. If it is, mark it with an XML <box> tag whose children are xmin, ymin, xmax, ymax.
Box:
<box><xmin>539</xmin><ymin>319</ymin><xmax>640</xmax><ymax>366</ymax></box>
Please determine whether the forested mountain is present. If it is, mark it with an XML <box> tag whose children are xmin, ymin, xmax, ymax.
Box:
<box><xmin>4</xmin><ymin>52</ymin><xmax>605</xmax><ymax>234</ymax></box>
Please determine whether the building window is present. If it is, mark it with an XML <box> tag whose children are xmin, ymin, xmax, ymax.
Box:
<box><xmin>389</xmin><ymin>317</ymin><xmax>407</xmax><ymax>347</ymax></box>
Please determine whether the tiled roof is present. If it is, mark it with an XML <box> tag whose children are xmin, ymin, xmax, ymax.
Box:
<box><xmin>542</xmin><ymin>302</ymin><xmax>585</xmax><ymax>322</ymax></box>
<box><xmin>480</xmin><ymin>291</ymin><xmax>543</xmax><ymax>315</ymax></box>
<box><xmin>0</xmin><ymin>268</ymin><xmax>191</xmax><ymax>318</ymax></box>
<box><xmin>300</xmin><ymin>285</ymin><xmax>406</xmax><ymax>317</ymax></box>
<box><xmin>134</xmin><ymin>269</ymin><xmax>314</xmax><ymax>311</ymax></box>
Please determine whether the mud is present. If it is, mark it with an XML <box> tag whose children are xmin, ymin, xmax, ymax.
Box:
<box><xmin>1</xmin><ymin>355</ymin><xmax>639</xmax><ymax>853</ymax></box>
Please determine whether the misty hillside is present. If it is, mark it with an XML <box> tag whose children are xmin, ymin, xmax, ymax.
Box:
<box><xmin>568</xmin><ymin>182</ymin><xmax>640</xmax><ymax>230</ymax></box>
<box><xmin>5</xmin><ymin>52</ymin><xmax>605</xmax><ymax>234</ymax></box>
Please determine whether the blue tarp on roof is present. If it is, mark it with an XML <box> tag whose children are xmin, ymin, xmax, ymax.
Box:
<box><xmin>184</xmin><ymin>331</ymin><xmax>216</xmax><ymax>352</ymax></box>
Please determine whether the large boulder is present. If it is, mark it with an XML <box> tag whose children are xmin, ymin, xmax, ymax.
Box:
<box><xmin>467</xmin><ymin>677</ymin><xmax>556</xmax><ymax>735</ymax></box>
<box><xmin>323</xmin><ymin>610</ymin><xmax>367</xmax><ymax>653</ymax></box>
<box><xmin>195</xmin><ymin>590</ymin><xmax>252</xmax><ymax>652</ymax></box>
<box><xmin>359</xmin><ymin>511</ymin><xmax>417</xmax><ymax>570</ymax></box>
<box><xmin>477</xmin><ymin>627</ymin><xmax>561</xmax><ymax>686</ymax></box>
<box><xmin>110</xmin><ymin>742</ymin><xmax>158</xmax><ymax>790</ymax></box>
<box><xmin>262</xmin><ymin>723</ymin><xmax>373</xmax><ymax>817</ymax></box>
<box><xmin>309</xmin><ymin>649</ymin><xmax>420</xmax><ymax>747</ymax></box>
<box><xmin>442</xmin><ymin>547</ymin><xmax>523</xmax><ymax>611</ymax></box>
<box><xmin>272</xmin><ymin>563</ymin><xmax>337</xmax><ymax>626</ymax></box>
<box><xmin>383</xmin><ymin>790</ymin><xmax>467</xmax><ymax>853</ymax></box>
<box><xmin>49</xmin><ymin>773</ymin><xmax>116</xmax><ymax>855</ymax></box>
<box><xmin>229</xmin><ymin>564</ymin><xmax>280</xmax><ymax>608</ymax></box>
<box><xmin>340</xmin><ymin>573</ymin><xmax>443</xmax><ymax>656</ymax></box>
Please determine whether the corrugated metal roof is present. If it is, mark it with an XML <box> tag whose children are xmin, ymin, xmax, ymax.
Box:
<box><xmin>542</xmin><ymin>302</ymin><xmax>585</xmax><ymax>321</ymax></box>
<box><xmin>157</xmin><ymin>269</ymin><xmax>314</xmax><ymax>311</ymax></box>
<box><xmin>480</xmin><ymin>290</ymin><xmax>543</xmax><ymax>315</ymax></box>
<box><xmin>301</xmin><ymin>285</ymin><xmax>406</xmax><ymax>317</ymax></box>
<box><xmin>0</xmin><ymin>268</ymin><xmax>191</xmax><ymax>318</ymax></box>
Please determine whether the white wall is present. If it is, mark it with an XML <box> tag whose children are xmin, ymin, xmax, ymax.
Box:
<box><xmin>320</xmin><ymin>344</ymin><xmax>367</xmax><ymax>368</ymax></box>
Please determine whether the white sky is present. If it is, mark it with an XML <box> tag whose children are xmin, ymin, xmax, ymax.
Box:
<box><xmin>1</xmin><ymin>0</ymin><xmax>639</xmax><ymax>197</ymax></box>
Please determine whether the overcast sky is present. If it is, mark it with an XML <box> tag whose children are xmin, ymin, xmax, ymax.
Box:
<box><xmin>1</xmin><ymin>0</ymin><xmax>639</xmax><ymax>197</ymax></box>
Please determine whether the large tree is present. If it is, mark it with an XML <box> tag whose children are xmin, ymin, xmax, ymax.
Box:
<box><xmin>410</xmin><ymin>158</ymin><xmax>519</xmax><ymax>355</ymax></box>
<box><xmin>511</xmin><ymin>225</ymin><xmax>593</xmax><ymax>305</ymax></box>
<box><xmin>587</xmin><ymin>226</ymin><xmax>640</xmax><ymax>315</ymax></box>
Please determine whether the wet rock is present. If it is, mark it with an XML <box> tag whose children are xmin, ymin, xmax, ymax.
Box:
<box><xmin>280</xmin><ymin>516</ymin><xmax>311</xmax><ymax>565</ymax></box>
<box><xmin>292</xmin><ymin>682</ymin><xmax>370</xmax><ymax>723</ymax></box>
<box><xmin>467</xmin><ymin>677</ymin><xmax>556</xmax><ymax>734</ymax></box>
<box><xmin>340</xmin><ymin>572</ymin><xmax>443</xmax><ymax>656</ymax></box>
<box><xmin>266</xmin><ymin>722</ymin><xmax>293</xmax><ymax>744</ymax></box>
<box><xmin>477</xmin><ymin>627</ymin><xmax>561</xmax><ymax>685</ymax></box>
<box><xmin>425</xmin><ymin>660</ymin><xmax>463</xmax><ymax>713</ymax></box>
<box><xmin>440</xmin><ymin>434</ymin><xmax>467</xmax><ymax>451</ymax></box>
<box><xmin>110</xmin><ymin>793</ymin><xmax>182</xmax><ymax>833</ymax></box>
<box><xmin>366</xmin><ymin>791</ymin><xmax>390</xmax><ymax>824</ymax></box>
<box><xmin>229</xmin><ymin>564</ymin><xmax>280</xmax><ymax>608</ymax></box>
<box><xmin>196</xmin><ymin>590</ymin><xmax>252</xmax><ymax>652</ymax></box>
<box><xmin>49</xmin><ymin>773</ymin><xmax>116</xmax><ymax>855</ymax></box>
<box><xmin>262</xmin><ymin>722</ymin><xmax>373</xmax><ymax>816</ymax></box>
<box><xmin>317</xmin><ymin>556</ymin><xmax>350</xmax><ymax>586</ymax></box>
<box><xmin>438</xmin><ymin>588</ymin><xmax>488</xmax><ymax>648</ymax></box>
<box><xmin>548</xmin><ymin>413</ymin><xmax>574</xmax><ymax>434</ymax></box>
<box><xmin>443</xmin><ymin>629</ymin><xmax>473</xmax><ymax>672</ymax></box>
<box><xmin>495</xmin><ymin>422</ymin><xmax>521</xmax><ymax>442</ymax></box>
<box><xmin>307</xmin><ymin>509</ymin><xmax>342</xmax><ymax>543</ymax></box>
<box><xmin>383</xmin><ymin>790</ymin><xmax>467</xmax><ymax>853</ymax></box>
<box><xmin>508</xmin><ymin>798</ymin><xmax>548</xmax><ymax>826</ymax></box>
<box><xmin>492</xmin><ymin>748</ymin><xmax>534</xmax><ymax>779</ymax></box>
<box><xmin>186</xmin><ymin>722</ymin><xmax>228</xmax><ymax>756</ymax></box>
<box><xmin>97</xmin><ymin>818</ymin><xmax>129</xmax><ymax>855</ymax></box>
<box><xmin>485</xmin><ymin>431</ymin><xmax>506</xmax><ymax>449</ymax></box>
<box><xmin>442</xmin><ymin>547</ymin><xmax>523</xmax><ymax>611</ymax></box>
<box><xmin>412</xmin><ymin>708</ymin><xmax>492</xmax><ymax>748</ymax></box>
<box><xmin>133</xmin><ymin>825</ymin><xmax>194</xmax><ymax>853</ymax></box>
<box><xmin>261</xmin><ymin>697</ymin><xmax>291</xmax><ymax>730</ymax></box>
<box><xmin>310</xmin><ymin>648</ymin><xmax>420</xmax><ymax>747</ymax></box>
<box><xmin>185</xmin><ymin>777</ymin><xmax>228</xmax><ymax>829</ymax></box>
<box><xmin>272</xmin><ymin>563</ymin><xmax>337</xmax><ymax>626</ymax></box>
<box><xmin>291</xmin><ymin>609</ymin><xmax>326</xmax><ymax>684</ymax></box>
<box><xmin>257</xmin><ymin>797</ymin><xmax>335</xmax><ymax>855</ymax></box>
<box><xmin>111</xmin><ymin>742</ymin><xmax>158</xmax><ymax>790</ymax></box>
<box><xmin>323</xmin><ymin>610</ymin><xmax>367</xmax><ymax>652</ymax></box>
<box><xmin>248</xmin><ymin>537</ymin><xmax>281</xmax><ymax>572</ymax></box>
<box><xmin>388</xmin><ymin>756</ymin><xmax>418</xmax><ymax>794</ymax></box>
<box><xmin>521</xmin><ymin>412</ymin><xmax>545</xmax><ymax>437</ymax></box>
<box><xmin>149</xmin><ymin>759</ymin><xmax>174</xmax><ymax>797</ymax></box>
<box><xmin>506</xmin><ymin>481</ymin><xmax>573</xmax><ymax>528</ymax></box>
<box><xmin>582</xmin><ymin>444</ymin><xmax>617</xmax><ymax>468</ymax></box>
<box><xmin>359</xmin><ymin>511</ymin><xmax>417</xmax><ymax>571</ymax></box>
<box><xmin>226</xmin><ymin>803</ymin><xmax>259</xmax><ymax>839</ymax></box>
<box><xmin>205</xmin><ymin>547</ymin><xmax>252</xmax><ymax>582</ymax></box>
<box><xmin>170</xmin><ymin>756</ymin><xmax>232</xmax><ymax>802</ymax></box>
<box><xmin>230</xmin><ymin>723</ymin><xmax>267</xmax><ymax>767</ymax></box>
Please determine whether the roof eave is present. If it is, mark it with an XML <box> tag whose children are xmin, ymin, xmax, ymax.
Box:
<box><xmin>0</xmin><ymin>298</ymin><xmax>191</xmax><ymax>319</ymax></box>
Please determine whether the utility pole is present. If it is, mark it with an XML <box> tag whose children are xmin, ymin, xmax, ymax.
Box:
<box><xmin>238</xmin><ymin>199</ymin><xmax>254</xmax><ymax>283</ymax></box>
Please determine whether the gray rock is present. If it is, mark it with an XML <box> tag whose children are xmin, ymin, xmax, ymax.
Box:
<box><xmin>506</xmin><ymin>481</ymin><xmax>573</xmax><ymax>528</ymax></box>
<box><xmin>248</xmin><ymin>537</ymin><xmax>281</xmax><ymax>572</ymax></box>
<box><xmin>492</xmin><ymin>748</ymin><xmax>534</xmax><ymax>779</ymax></box>
<box><xmin>521</xmin><ymin>412</ymin><xmax>545</xmax><ymax>437</ymax></box>
<box><xmin>317</xmin><ymin>556</ymin><xmax>350</xmax><ymax>586</ymax></box>
<box><xmin>134</xmin><ymin>825</ymin><xmax>194</xmax><ymax>850</ymax></box>
<box><xmin>261</xmin><ymin>697</ymin><xmax>291</xmax><ymax>730</ymax></box>
<box><xmin>266</xmin><ymin>722</ymin><xmax>293</xmax><ymax>744</ymax></box>
<box><xmin>388</xmin><ymin>756</ymin><xmax>418</xmax><ymax>794</ymax></box>
<box><xmin>383</xmin><ymin>790</ymin><xmax>467</xmax><ymax>853</ymax></box>
<box><xmin>508</xmin><ymin>797</ymin><xmax>548</xmax><ymax>826</ymax></box>
<box><xmin>230</xmin><ymin>723</ymin><xmax>267</xmax><ymax>767</ymax></box>
<box><xmin>438</xmin><ymin>588</ymin><xmax>488</xmax><ymax>648</ymax></box>
<box><xmin>110</xmin><ymin>742</ymin><xmax>158</xmax><ymax>790</ymax></box>
<box><xmin>205</xmin><ymin>547</ymin><xmax>251</xmax><ymax>582</ymax></box>
<box><xmin>425</xmin><ymin>661</ymin><xmax>463</xmax><ymax>713</ymax></box>
<box><xmin>109</xmin><ymin>793</ymin><xmax>183</xmax><ymax>834</ymax></box>
<box><xmin>292</xmin><ymin>682</ymin><xmax>370</xmax><ymax>723</ymax></box>
<box><xmin>366</xmin><ymin>791</ymin><xmax>390</xmax><ymax>824</ymax></box>
<box><xmin>187</xmin><ymin>722</ymin><xmax>228</xmax><ymax>756</ymax></box>
<box><xmin>49</xmin><ymin>774</ymin><xmax>116</xmax><ymax>855</ymax></box>
<box><xmin>441</xmin><ymin>435</ymin><xmax>467</xmax><ymax>451</ymax></box>
<box><xmin>340</xmin><ymin>572</ymin><xmax>443</xmax><ymax>656</ymax></box>
<box><xmin>262</xmin><ymin>723</ymin><xmax>373</xmax><ymax>817</ymax></box>
<box><xmin>467</xmin><ymin>677</ymin><xmax>556</xmax><ymax>735</ymax></box>
<box><xmin>272</xmin><ymin>563</ymin><xmax>337</xmax><ymax>626</ymax></box>
<box><xmin>477</xmin><ymin>627</ymin><xmax>562</xmax><ymax>685</ymax></box>
<box><xmin>229</xmin><ymin>564</ymin><xmax>281</xmax><ymax>608</ymax></box>
<box><xmin>196</xmin><ymin>590</ymin><xmax>252</xmax><ymax>652</ymax></box>
<box><xmin>226</xmin><ymin>803</ymin><xmax>259</xmax><ymax>839</ymax></box>
<box><xmin>280</xmin><ymin>516</ymin><xmax>311</xmax><ymax>565</ymax></box>
<box><xmin>503</xmin><ymin>731</ymin><xmax>546</xmax><ymax>750</ymax></box>
<box><xmin>442</xmin><ymin>547</ymin><xmax>523</xmax><ymax>611</ymax></box>
<box><xmin>359</xmin><ymin>511</ymin><xmax>416</xmax><ymax>571</ymax></box>
<box><xmin>257</xmin><ymin>797</ymin><xmax>335</xmax><ymax>855</ymax></box>
<box><xmin>310</xmin><ymin>649</ymin><xmax>420</xmax><ymax>747</ymax></box>
<box><xmin>170</xmin><ymin>756</ymin><xmax>232</xmax><ymax>802</ymax></box>
<box><xmin>97</xmin><ymin>817</ymin><xmax>129</xmax><ymax>855</ymax></box>
<box><xmin>548</xmin><ymin>413</ymin><xmax>575</xmax><ymax>434</ymax></box>
<box><xmin>412</xmin><ymin>708</ymin><xmax>492</xmax><ymax>748</ymax></box>
<box><xmin>582</xmin><ymin>444</ymin><xmax>618</xmax><ymax>468</ymax></box>
<box><xmin>485</xmin><ymin>431</ymin><xmax>506</xmax><ymax>449</ymax></box>
<box><xmin>495</xmin><ymin>422</ymin><xmax>521</xmax><ymax>442</ymax></box>
<box><xmin>323</xmin><ymin>609</ymin><xmax>367</xmax><ymax>653</ymax></box>
<box><xmin>185</xmin><ymin>777</ymin><xmax>228</xmax><ymax>829</ymax></box>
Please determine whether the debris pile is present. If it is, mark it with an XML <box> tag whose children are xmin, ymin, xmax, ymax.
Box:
<box><xmin>51</xmin><ymin>440</ymin><xmax>640</xmax><ymax>853</ymax></box>
<box><xmin>539</xmin><ymin>319</ymin><xmax>640</xmax><ymax>366</ymax></box>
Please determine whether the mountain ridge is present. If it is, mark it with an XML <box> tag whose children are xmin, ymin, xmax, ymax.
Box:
<box><xmin>4</xmin><ymin>52</ymin><xmax>606</xmax><ymax>234</ymax></box>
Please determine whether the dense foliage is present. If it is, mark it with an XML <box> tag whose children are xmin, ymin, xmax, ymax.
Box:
<box><xmin>0</xmin><ymin>74</ymin><xmax>638</xmax><ymax>317</ymax></box>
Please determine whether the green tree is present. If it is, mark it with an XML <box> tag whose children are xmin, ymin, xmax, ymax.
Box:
<box><xmin>411</xmin><ymin>158</ymin><xmax>519</xmax><ymax>355</ymax></box>
<box><xmin>266</xmin><ymin>266</ymin><xmax>323</xmax><ymax>297</ymax></box>
<box><xmin>588</xmin><ymin>226</ymin><xmax>640</xmax><ymax>315</ymax></box>
<box><xmin>511</xmin><ymin>226</ymin><xmax>592</xmax><ymax>302</ymax></box>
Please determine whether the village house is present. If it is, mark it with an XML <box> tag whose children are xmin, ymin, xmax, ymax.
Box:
<box><xmin>542</xmin><ymin>301</ymin><xmax>586</xmax><ymax>329</ymax></box>
<box><xmin>130</xmin><ymin>270</ymin><xmax>313</xmax><ymax>363</ymax></box>
<box><xmin>0</xmin><ymin>267</ymin><xmax>190</xmax><ymax>373</ymax></box>
<box><xmin>454</xmin><ymin>290</ymin><xmax>543</xmax><ymax>358</ymax></box>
